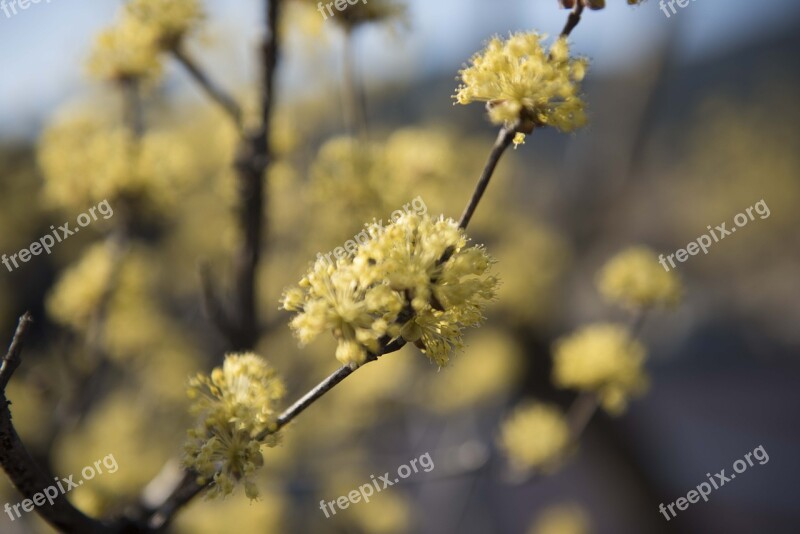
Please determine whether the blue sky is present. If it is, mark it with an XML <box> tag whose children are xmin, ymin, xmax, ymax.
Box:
<box><xmin>1</xmin><ymin>0</ymin><xmax>798</xmax><ymax>137</ymax></box>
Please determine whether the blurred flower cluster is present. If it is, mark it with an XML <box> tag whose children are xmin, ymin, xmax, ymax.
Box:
<box><xmin>89</xmin><ymin>0</ymin><xmax>204</xmax><ymax>82</ymax></box>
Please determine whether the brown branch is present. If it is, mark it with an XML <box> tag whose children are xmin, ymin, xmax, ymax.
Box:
<box><xmin>342</xmin><ymin>27</ymin><xmax>368</xmax><ymax>138</ymax></box>
<box><xmin>172</xmin><ymin>46</ymin><xmax>244</xmax><ymax>131</ymax></box>
<box><xmin>0</xmin><ymin>314</ymin><xmax>116</xmax><ymax>533</ymax></box>
<box><xmin>121</xmin><ymin>79</ymin><xmax>145</xmax><ymax>138</ymax></box>
<box><xmin>458</xmin><ymin>127</ymin><xmax>515</xmax><ymax>230</ymax></box>
<box><xmin>266</xmin><ymin>336</ymin><xmax>407</xmax><ymax>439</ymax></box>
<box><xmin>222</xmin><ymin>0</ymin><xmax>282</xmax><ymax>351</ymax></box>
<box><xmin>560</xmin><ymin>2</ymin><xmax>585</xmax><ymax>38</ymax></box>
<box><xmin>0</xmin><ymin>313</ymin><xmax>32</xmax><ymax>391</ymax></box>
<box><xmin>144</xmin><ymin>470</ymin><xmax>205</xmax><ymax>531</ymax></box>
<box><xmin>198</xmin><ymin>263</ymin><xmax>238</xmax><ymax>345</ymax></box>
<box><xmin>142</xmin><ymin>2</ymin><xmax>285</xmax><ymax>523</ymax></box>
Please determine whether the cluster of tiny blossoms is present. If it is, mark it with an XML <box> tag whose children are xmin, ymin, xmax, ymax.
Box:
<box><xmin>184</xmin><ymin>353</ymin><xmax>285</xmax><ymax>499</ymax></box>
<box><xmin>89</xmin><ymin>0</ymin><xmax>204</xmax><ymax>82</ymax></box>
<box><xmin>553</xmin><ymin>323</ymin><xmax>647</xmax><ymax>414</ymax></box>
<box><xmin>455</xmin><ymin>32</ymin><xmax>588</xmax><ymax>146</ymax></box>
<box><xmin>597</xmin><ymin>247</ymin><xmax>681</xmax><ymax>310</ymax></box>
<box><xmin>282</xmin><ymin>213</ymin><xmax>498</xmax><ymax>367</ymax></box>
<box><xmin>498</xmin><ymin>402</ymin><xmax>571</xmax><ymax>472</ymax></box>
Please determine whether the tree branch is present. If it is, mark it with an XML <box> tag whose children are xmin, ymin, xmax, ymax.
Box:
<box><xmin>172</xmin><ymin>46</ymin><xmax>244</xmax><ymax>130</ymax></box>
<box><xmin>0</xmin><ymin>313</ymin><xmax>32</xmax><ymax>391</ymax></box>
<box><xmin>0</xmin><ymin>314</ymin><xmax>115</xmax><ymax>533</ymax></box>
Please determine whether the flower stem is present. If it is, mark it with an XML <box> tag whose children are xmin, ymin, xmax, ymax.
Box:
<box><xmin>560</xmin><ymin>2</ymin><xmax>585</xmax><ymax>38</ymax></box>
<box><xmin>458</xmin><ymin>127</ymin><xmax>515</xmax><ymax>230</ymax></box>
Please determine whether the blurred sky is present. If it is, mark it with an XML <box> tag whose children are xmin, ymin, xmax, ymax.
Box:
<box><xmin>1</xmin><ymin>0</ymin><xmax>799</xmax><ymax>138</ymax></box>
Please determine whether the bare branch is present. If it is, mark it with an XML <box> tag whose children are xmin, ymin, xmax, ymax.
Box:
<box><xmin>458</xmin><ymin>127</ymin><xmax>515</xmax><ymax>230</ymax></box>
<box><xmin>0</xmin><ymin>313</ymin><xmax>32</xmax><ymax>391</ymax></box>
<box><xmin>172</xmin><ymin>46</ymin><xmax>244</xmax><ymax>130</ymax></box>
<box><xmin>198</xmin><ymin>263</ymin><xmax>238</xmax><ymax>345</ymax></box>
<box><xmin>0</xmin><ymin>314</ymin><xmax>115</xmax><ymax>533</ymax></box>
<box><xmin>560</xmin><ymin>2</ymin><xmax>585</xmax><ymax>38</ymax></box>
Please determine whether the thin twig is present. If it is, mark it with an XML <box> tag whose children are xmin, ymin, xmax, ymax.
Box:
<box><xmin>567</xmin><ymin>391</ymin><xmax>599</xmax><ymax>438</ymax></box>
<box><xmin>458</xmin><ymin>127</ymin><xmax>515</xmax><ymax>230</ymax></box>
<box><xmin>172</xmin><ymin>45</ymin><xmax>244</xmax><ymax>130</ymax></box>
<box><xmin>260</xmin><ymin>337</ymin><xmax>407</xmax><ymax>439</ymax></box>
<box><xmin>121</xmin><ymin>78</ymin><xmax>145</xmax><ymax>138</ymax></box>
<box><xmin>0</xmin><ymin>313</ymin><xmax>33</xmax><ymax>391</ymax></box>
<box><xmin>342</xmin><ymin>27</ymin><xmax>368</xmax><ymax>138</ymax></box>
<box><xmin>560</xmin><ymin>2</ymin><xmax>585</xmax><ymax>38</ymax></box>
<box><xmin>145</xmin><ymin>471</ymin><xmax>205</xmax><ymax>530</ymax></box>
<box><xmin>198</xmin><ymin>263</ymin><xmax>237</xmax><ymax>345</ymax></box>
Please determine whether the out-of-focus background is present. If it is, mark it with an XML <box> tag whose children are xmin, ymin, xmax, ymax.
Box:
<box><xmin>1</xmin><ymin>1</ymin><xmax>799</xmax><ymax>533</ymax></box>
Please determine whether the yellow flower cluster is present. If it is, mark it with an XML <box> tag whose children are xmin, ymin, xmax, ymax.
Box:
<box><xmin>184</xmin><ymin>353</ymin><xmax>286</xmax><ymax>499</ymax></box>
<box><xmin>597</xmin><ymin>247</ymin><xmax>682</xmax><ymax>310</ymax></box>
<box><xmin>498</xmin><ymin>403</ymin><xmax>570</xmax><ymax>471</ymax></box>
<box><xmin>46</xmin><ymin>242</ymin><xmax>117</xmax><ymax>331</ymax></box>
<box><xmin>527</xmin><ymin>503</ymin><xmax>591</xmax><ymax>534</ymax></box>
<box><xmin>553</xmin><ymin>324</ymin><xmax>647</xmax><ymax>414</ymax></box>
<box><xmin>126</xmin><ymin>0</ymin><xmax>204</xmax><ymax>49</ymax></box>
<box><xmin>38</xmin><ymin>113</ymin><xmax>192</xmax><ymax>212</ymax></box>
<box><xmin>455</xmin><ymin>32</ymin><xmax>588</xmax><ymax>145</ymax></box>
<box><xmin>88</xmin><ymin>20</ymin><xmax>162</xmax><ymax>81</ymax></box>
<box><xmin>282</xmin><ymin>213</ymin><xmax>498</xmax><ymax>367</ymax></box>
<box><xmin>88</xmin><ymin>0</ymin><xmax>203</xmax><ymax>82</ymax></box>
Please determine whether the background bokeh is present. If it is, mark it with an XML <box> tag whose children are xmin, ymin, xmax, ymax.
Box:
<box><xmin>1</xmin><ymin>1</ymin><xmax>799</xmax><ymax>533</ymax></box>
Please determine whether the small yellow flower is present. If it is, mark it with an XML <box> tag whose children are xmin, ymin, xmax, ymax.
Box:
<box><xmin>455</xmin><ymin>32</ymin><xmax>588</xmax><ymax>144</ymax></box>
<box><xmin>498</xmin><ymin>402</ymin><xmax>570</xmax><ymax>471</ymax></box>
<box><xmin>597</xmin><ymin>247</ymin><xmax>682</xmax><ymax>310</ymax></box>
<box><xmin>183</xmin><ymin>353</ymin><xmax>285</xmax><ymax>499</ymax></box>
<box><xmin>552</xmin><ymin>324</ymin><xmax>647</xmax><ymax>414</ymax></box>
